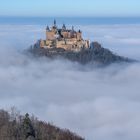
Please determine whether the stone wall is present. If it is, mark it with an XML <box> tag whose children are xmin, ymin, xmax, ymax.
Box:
<box><xmin>46</xmin><ymin>31</ymin><xmax>55</xmax><ymax>40</ymax></box>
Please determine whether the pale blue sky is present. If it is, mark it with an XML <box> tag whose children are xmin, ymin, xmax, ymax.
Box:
<box><xmin>0</xmin><ymin>0</ymin><xmax>140</xmax><ymax>17</ymax></box>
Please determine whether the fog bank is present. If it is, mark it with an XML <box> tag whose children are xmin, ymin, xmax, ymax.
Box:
<box><xmin>0</xmin><ymin>24</ymin><xmax>140</xmax><ymax>140</ymax></box>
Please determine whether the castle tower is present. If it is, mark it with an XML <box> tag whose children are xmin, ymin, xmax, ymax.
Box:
<box><xmin>77</xmin><ymin>30</ymin><xmax>82</xmax><ymax>40</ymax></box>
<box><xmin>72</xmin><ymin>26</ymin><xmax>74</xmax><ymax>31</ymax></box>
<box><xmin>52</xmin><ymin>19</ymin><xmax>57</xmax><ymax>29</ymax></box>
<box><xmin>69</xmin><ymin>26</ymin><xmax>74</xmax><ymax>38</ymax></box>
<box><xmin>46</xmin><ymin>20</ymin><xmax>58</xmax><ymax>40</ymax></box>
<box><xmin>54</xmin><ymin>19</ymin><xmax>56</xmax><ymax>26</ymax></box>
<box><xmin>62</xmin><ymin>24</ymin><xmax>66</xmax><ymax>30</ymax></box>
<box><xmin>51</xmin><ymin>19</ymin><xmax>57</xmax><ymax>33</ymax></box>
<box><xmin>46</xmin><ymin>26</ymin><xmax>50</xmax><ymax>31</ymax></box>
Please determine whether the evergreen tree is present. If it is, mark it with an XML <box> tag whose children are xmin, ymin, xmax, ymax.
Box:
<box><xmin>23</xmin><ymin>113</ymin><xmax>35</xmax><ymax>140</ymax></box>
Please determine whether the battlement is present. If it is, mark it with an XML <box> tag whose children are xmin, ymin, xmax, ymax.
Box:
<box><xmin>40</xmin><ymin>20</ymin><xmax>90</xmax><ymax>52</ymax></box>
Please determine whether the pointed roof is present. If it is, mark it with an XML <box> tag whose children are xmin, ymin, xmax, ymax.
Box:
<box><xmin>78</xmin><ymin>29</ymin><xmax>81</xmax><ymax>33</ymax></box>
<box><xmin>54</xmin><ymin>19</ymin><xmax>56</xmax><ymax>26</ymax></box>
<box><xmin>72</xmin><ymin>26</ymin><xmax>74</xmax><ymax>31</ymax></box>
<box><xmin>62</xmin><ymin>24</ymin><xmax>66</xmax><ymax>30</ymax></box>
<box><xmin>46</xmin><ymin>25</ymin><xmax>50</xmax><ymax>31</ymax></box>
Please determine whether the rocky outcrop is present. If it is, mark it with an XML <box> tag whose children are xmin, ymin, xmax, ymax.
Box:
<box><xmin>29</xmin><ymin>41</ymin><xmax>132</xmax><ymax>65</ymax></box>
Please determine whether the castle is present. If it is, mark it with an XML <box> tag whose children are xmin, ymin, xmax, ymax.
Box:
<box><xmin>39</xmin><ymin>20</ymin><xmax>90</xmax><ymax>52</ymax></box>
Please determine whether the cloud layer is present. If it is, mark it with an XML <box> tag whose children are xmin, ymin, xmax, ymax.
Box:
<box><xmin>0</xmin><ymin>24</ymin><xmax>140</xmax><ymax>140</ymax></box>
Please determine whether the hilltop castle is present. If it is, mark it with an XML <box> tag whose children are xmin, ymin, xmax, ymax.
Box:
<box><xmin>39</xmin><ymin>20</ymin><xmax>90</xmax><ymax>52</ymax></box>
<box><xmin>30</xmin><ymin>20</ymin><xmax>128</xmax><ymax>64</ymax></box>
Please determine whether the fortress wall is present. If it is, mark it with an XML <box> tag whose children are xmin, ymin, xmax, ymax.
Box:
<box><xmin>56</xmin><ymin>42</ymin><xmax>77</xmax><ymax>51</ymax></box>
<box><xmin>46</xmin><ymin>40</ymin><xmax>53</xmax><ymax>47</ymax></box>
<box><xmin>40</xmin><ymin>40</ymin><xmax>45</xmax><ymax>48</ymax></box>
<box><xmin>61</xmin><ymin>32</ymin><xmax>69</xmax><ymax>38</ymax></box>
<box><xmin>56</xmin><ymin>44</ymin><xmax>70</xmax><ymax>50</ymax></box>
<box><xmin>84</xmin><ymin>40</ymin><xmax>90</xmax><ymax>49</ymax></box>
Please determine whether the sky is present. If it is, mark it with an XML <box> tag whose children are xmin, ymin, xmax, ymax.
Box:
<box><xmin>0</xmin><ymin>0</ymin><xmax>140</xmax><ymax>17</ymax></box>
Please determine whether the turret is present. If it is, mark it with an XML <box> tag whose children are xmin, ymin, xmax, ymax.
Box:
<box><xmin>70</xmin><ymin>26</ymin><xmax>76</xmax><ymax>38</ymax></box>
<box><xmin>62</xmin><ymin>24</ymin><xmax>66</xmax><ymax>30</ymax></box>
<box><xmin>77</xmin><ymin>29</ymin><xmax>82</xmax><ymax>40</ymax></box>
<box><xmin>52</xmin><ymin>19</ymin><xmax>57</xmax><ymax>31</ymax></box>
<box><xmin>54</xmin><ymin>19</ymin><xmax>56</xmax><ymax>27</ymax></box>
<box><xmin>46</xmin><ymin>26</ymin><xmax>50</xmax><ymax>31</ymax></box>
<box><xmin>78</xmin><ymin>30</ymin><xmax>81</xmax><ymax>33</ymax></box>
<box><xmin>72</xmin><ymin>26</ymin><xmax>74</xmax><ymax>31</ymax></box>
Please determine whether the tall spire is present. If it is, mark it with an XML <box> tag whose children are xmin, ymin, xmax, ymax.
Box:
<box><xmin>54</xmin><ymin>19</ymin><xmax>56</xmax><ymax>26</ymax></box>
<box><xmin>72</xmin><ymin>26</ymin><xmax>74</xmax><ymax>31</ymax></box>
<box><xmin>62</xmin><ymin>23</ymin><xmax>66</xmax><ymax>30</ymax></box>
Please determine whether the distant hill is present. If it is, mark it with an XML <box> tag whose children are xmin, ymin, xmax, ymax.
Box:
<box><xmin>29</xmin><ymin>41</ymin><xmax>132</xmax><ymax>65</ymax></box>
<box><xmin>0</xmin><ymin>109</ymin><xmax>84</xmax><ymax>140</ymax></box>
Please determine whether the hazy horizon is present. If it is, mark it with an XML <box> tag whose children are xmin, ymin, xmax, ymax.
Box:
<box><xmin>0</xmin><ymin>0</ymin><xmax>140</xmax><ymax>17</ymax></box>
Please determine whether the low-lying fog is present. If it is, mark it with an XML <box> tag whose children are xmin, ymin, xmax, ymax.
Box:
<box><xmin>0</xmin><ymin>24</ymin><xmax>140</xmax><ymax>140</ymax></box>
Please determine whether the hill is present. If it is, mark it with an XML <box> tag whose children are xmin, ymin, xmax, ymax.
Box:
<box><xmin>0</xmin><ymin>109</ymin><xmax>84</xmax><ymax>140</ymax></box>
<box><xmin>29</xmin><ymin>41</ymin><xmax>132</xmax><ymax>65</ymax></box>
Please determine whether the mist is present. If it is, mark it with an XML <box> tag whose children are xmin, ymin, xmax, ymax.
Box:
<box><xmin>0</xmin><ymin>24</ymin><xmax>140</xmax><ymax>140</ymax></box>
